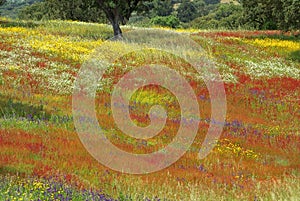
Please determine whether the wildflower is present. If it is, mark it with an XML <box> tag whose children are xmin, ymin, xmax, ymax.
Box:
<box><xmin>243</xmin><ymin>38</ymin><xmax>300</xmax><ymax>52</ymax></box>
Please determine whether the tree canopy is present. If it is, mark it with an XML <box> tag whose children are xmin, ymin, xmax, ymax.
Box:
<box><xmin>19</xmin><ymin>0</ymin><xmax>105</xmax><ymax>23</ymax></box>
<box><xmin>190</xmin><ymin>2</ymin><xmax>242</xmax><ymax>29</ymax></box>
<box><xmin>240</xmin><ymin>0</ymin><xmax>300</xmax><ymax>30</ymax></box>
<box><xmin>177</xmin><ymin>0</ymin><xmax>205</xmax><ymax>23</ymax></box>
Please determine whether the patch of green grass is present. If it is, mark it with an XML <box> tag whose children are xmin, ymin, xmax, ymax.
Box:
<box><xmin>0</xmin><ymin>18</ymin><xmax>41</xmax><ymax>28</ymax></box>
<box><xmin>0</xmin><ymin>18</ymin><xmax>116</xmax><ymax>40</ymax></box>
<box><xmin>0</xmin><ymin>164</ymin><xmax>34</xmax><ymax>176</ymax></box>
<box><xmin>0</xmin><ymin>97</ymin><xmax>51</xmax><ymax>121</ymax></box>
<box><xmin>289</xmin><ymin>50</ymin><xmax>300</xmax><ymax>62</ymax></box>
<box><xmin>252</xmin><ymin>33</ymin><xmax>300</xmax><ymax>42</ymax></box>
<box><xmin>39</xmin><ymin>21</ymin><xmax>114</xmax><ymax>40</ymax></box>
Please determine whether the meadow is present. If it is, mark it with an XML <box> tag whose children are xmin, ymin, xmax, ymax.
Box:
<box><xmin>0</xmin><ymin>18</ymin><xmax>299</xmax><ymax>200</ymax></box>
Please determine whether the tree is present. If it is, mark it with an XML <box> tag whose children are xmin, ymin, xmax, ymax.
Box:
<box><xmin>215</xmin><ymin>3</ymin><xmax>243</xmax><ymax>29</ymax></box>
<box><xmin>280</xmin><ymin>0</ymin><xmax>300</xmax><ymax>30</ymax></box>
<box><xmin>97</xmin><ymin>0</ymin><xmax>144</xmax><ymax>38</ymax></box>
<box><xmin>240</xmin><ymin>0</ymin><xmax>278</xmax><ymax>30</ymax></box>
<box><xmin>189</xmin><ymin>2</ymin><xmax>243</xmax><ymax>29</ymax></box>
<box><xmin>240</xmin><ymin>0</ymin><xmax>300</xmax><ymax>30</ymax></box>
<box><xmin>19</xmin><ymin>2</ymin><xmax>47</xmax><ymax>20</ymax></box>
<box><xmin>150</xmin><ymin>0</ymin><xmax>174</xmax><ymax>17</ymax></box>
<box><xmin>19</xmin><ymin>0</ymin><xmax>106</xmax><ymax>23</ymax></box>
<box><xmin>177</xmin><ymin>0</ymin><xmax>205</xmax><ymax>23</ymax></box>
<box><xmin>20</xmin><ymin>0</ymin><xmax>145</xmax><ymax>38</ymax></box>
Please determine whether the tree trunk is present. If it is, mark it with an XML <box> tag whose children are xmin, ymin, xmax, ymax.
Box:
<box><xmin>97</xmin><ymin>0</ymin><xmax>125</xmax><ymax>39</ymax></box>
<box><xmin>111</xmin><ymin>19</ymin><xmax>123</xmax><ymax>39</ymax></box>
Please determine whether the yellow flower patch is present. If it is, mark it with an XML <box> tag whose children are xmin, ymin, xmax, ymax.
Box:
<box><xmin>29</xmin><ymin>35</ymin><xmax>103</xmax><ymax>63</ymax></box>
<box><xmin>215</xmin><ymin>139</ymin><xmax>259</xmax><ymax>160</ymax></box>
<box><xmin>243</xmin><ymin>38</ymin><xmax>300</xmax><ymax>52</ymax></box>
<box><xmin>0</xmin><ymin>26</ymin><xmax>103</xmax><ymax>63</ymax></box>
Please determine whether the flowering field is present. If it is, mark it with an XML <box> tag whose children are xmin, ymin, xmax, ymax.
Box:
<box><xmin>0</xmin><ymin>19</ymin><xmax>299</xmax><ymax>200</ymax></box>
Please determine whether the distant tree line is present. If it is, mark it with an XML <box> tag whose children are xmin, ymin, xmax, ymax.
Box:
<box><xmin>0</xmin><ymin>0</ymin><xmax>299</xmax><ymax>32</ymax></box>
<box><xmin>0</xmin><ymin>0</ymin><xmax>42</xmax><ymax>18</ymax></box>
<box><xmin>18</xmin><ymin>0</ymin><xmax>106</xmax><ymax>23</ymax></box>
<box><xmin>239</xmin><ymin>0</ymin><xmax>300</xmax><ymax>30</ymax></box>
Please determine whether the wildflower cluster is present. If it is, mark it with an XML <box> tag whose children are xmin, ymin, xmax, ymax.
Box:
<box><xmin>0</xmin><ymin>175</ymin><xmax>114</xmax><ymax>201</ymax></box>
<box><xmin>215</xmin><ymin>139</ymin><xmax>260</xmax><ymax>160</ymax></box>
<box><xmin>244</xmin><ymin>58</ymin><xmax>300</xmax><ymax>79</ymax></box>
<box><xmin>243</xmin><ymin>38</ymin><xmax>300</xmax><ymax>52</ymax></box>
<box><xmin>0</xmin><ymin>27</ymin><xmax>103</xmax><ymax>63</ymax></box>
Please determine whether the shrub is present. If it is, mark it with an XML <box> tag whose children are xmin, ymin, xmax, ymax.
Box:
<box><xmin>150</xmin><ymin>15</ymin><xmax>180</xmax><ymax>28</ymax></box>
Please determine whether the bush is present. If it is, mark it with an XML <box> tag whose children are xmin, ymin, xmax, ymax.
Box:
<box><xmin>189</xmin><ymin>15</ymin><xmax>219</xmax><ymax>29</ymax></box>
<box><xmin>150</xmin><ymin>15</ymin><xmax>180</xmax><ymax>28</ymax></box>
<box><xmin>189</xmin><ymin>3</ymin><xmax>243</xmax><ymax>30</ymax></box>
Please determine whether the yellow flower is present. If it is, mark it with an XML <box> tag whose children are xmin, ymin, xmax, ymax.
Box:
<box><xmin>0</xmin><ymin>26</ymin><xmax>103</xmax><ymax>63</ymax></box>
<box><xmin>215</xmin><ymin>139</ymin><xmax>259</xmax><ymax>159</ymax></box>
<box><xmin>243</xmin><ymin>38</ymin><xmax>300</xmax><ymax>52</ymax></box>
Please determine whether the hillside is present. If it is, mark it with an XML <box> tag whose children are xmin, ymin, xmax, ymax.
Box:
<box><xmin>0</xmin><ymin>0</ymin><xmax>41</xmax><ymax>18</ymax></box>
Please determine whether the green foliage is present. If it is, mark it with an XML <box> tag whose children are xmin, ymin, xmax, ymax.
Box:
<box><xmin>0</xmin><ymin>97</ymin><xmax>51</xmax><ymax>121</ymax></box>
<box><xmin>137</xmin><ymin>0</ymin><xmax>176</xmax><ymax>17</ymax></box>
<box><xmin>2</xmin><ymin>0</ymin><xmax>299</xmax><ymax>35</ymax></box>
<box><xmin>240</xmin><ymin>0</ymin><xmax>277</xmax><ymax>30</ymax></box>
<box><xmin>177</xmin><ymin>0</ymin><xmax>206</xmax><ymax>23</ymax></box>
<box><xmin>18</xmin><ymin>1</ymin><xmax>47</xmax><ymax>21</ymax></box>
<box><xmin>240</xmin><ymin>0</ymin><xmax>300</xmax><ymax>31</ymax></box>
<box><xmin>280</xmin><ymin>0</ymin><xmax>300</xmax><ymax>30</ymax></box>
<box><xmin>251</xmin><ymin>33</ymin><xmax>300</xmax><ymax>42</ymax></box>
<box><xmin>19</xmin><ymin>0</ymin><xmax>106</xmax><ymax>23</ymax></box>
<box><xmin>97</xmin><ymin>0</ymin><xmax>143</xmax><ymax>24</ymax></box>
<box><xmin>190</xmin><ymin>3</ymin><xmax>243</xmax><ymax>29</ymax></box>
<box><xmin>186</xmin><ymin>0</ymin><xmax>299</xmax><ymax>31</ymax></box>
<box><xmin>18</xmin><ymin>0</ymin><xmax>146</xmax><ymax>36</ymax></box>
<box><xmin>150</xmin><ymin>0</ymin><xmax>174</xmax><ymax>17</ymax></box>
<box><xmin>289</xmin><ymin>50</ymin><xmax>300</xmax><ymax>62</ymax></box>
<box><xmin>128</xmin><ymin>15</ymin><xmax>152</xmax><ymax>27</ymax></box>
<box><xmin>150</xmin><ymin>15</ymin><xmax>180</xmax><ymax>28</ymax></box>
<box><xmin>133</xmin><ymin>0</ymin><xmax>179</xmax><ymax>28</ymax></box>
<box><xmin>0</xmin><ymin>0</ymin><xmax>39</xmax><ymax>18</ymax></box>
<box><xmin>204</xmin><ymin>0</ymin><xmax>220</xmax><ymax>4</ymax></box>
<box><xmin>97</xmin><ymin>0</ymin><xmax>146</xmax><ymax>36</ymax></box>
<box><xmin>214</xmin><ymin>3</ymin><xmax>243</xmax><ymax>28</ymax></box>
